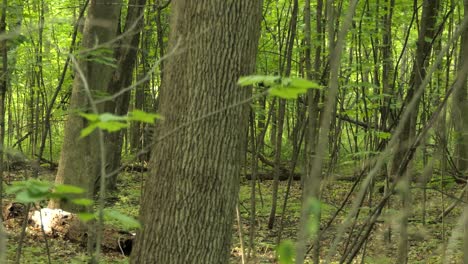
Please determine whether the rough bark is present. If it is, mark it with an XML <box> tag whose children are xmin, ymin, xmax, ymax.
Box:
<box><xmin>130</xmin><ymin>1</ymin><xmax>263</xmax><ymax>263</ymax></box>
<box><xmin>49</xmin><ymin>0</ymin><xmax>121</xmax><ymax>212</ymax></box>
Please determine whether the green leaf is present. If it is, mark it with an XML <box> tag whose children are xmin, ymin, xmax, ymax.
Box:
<box><xmin>16</xmin><ymin>190</ymin><xmax>42</xmax><ymax>203</ymax></box>
<box><xmin>6</xmin><ymin>180</ymin><xmax>51</xmax><ymax>197</ymax></box>
<box><xmin>269</xmin><ymin>86</ymin><xmax>307</xmax><ymax>99</ymax></box>
<box><xmin>237</xmin><ymin>75</ymin><xmax>281</xmax><ymax>86</ymax></box>
<box><xmin>277</xmin><ymin>240</ymin><xmax>295</xmax><ymax>264</ymax></box>
<box><xmin>25</xmin><ymin>180</ymin><xmax>50</xmax><ymax>193</ymax></box>
<box><xmin>129</xmin><ymin>110</ymin><xmax>162</xmax><ymax>123</ymax></box>
<box><xmin>104</xmin><ymin>210</ymin><xmax>141</xmax><ymax>229</ymax></box>
<box><xmin>97</xmin><ymin>121</ymin><xmax>128</xmax><ymax>132</ymax></box>
<box><xmin>71</xmin><ymin>198</ymin><xmax>93</xmax><ymax>206</ymax></box>
<box><xmin>55</xmin><ymin>184</ymin><xmax>85</xmax><ymax>194</ymax></box>
<box><xmin>6</xmin><ymin>183</ymin><xmax>28</xmax><ymax>194</ymax></box>
<box><xmin>78</xmin><ymin>212</ymin><xmax>95</xmax><ymax>222</ymax></box>
<box><xmin>98</xmin><ymin>113</ymin><xmax>128</xmax><ymax>122</ymax></box>
<box><xmin>79</xmin><ymin>113</ymin><xmax>100</xmax><ymax>122</ymax></box>
<box><xmin>376</xmin><ymin>131</ymin><xmax>392</xmax><ymax>140</ymax></box>
<box><xmin>80</xmin><ymin>123</ymin><xmax>99</xmax><ymax>138</ymax></box>
<box><xmin>288</xmin><ymin>78</ymin><xmax>320</xmax><ymax>89</ymax></box>
<box><xmin>239</xmin><ymin>75</ymin><xmax>321</xmax><ymax>99</ymax></box>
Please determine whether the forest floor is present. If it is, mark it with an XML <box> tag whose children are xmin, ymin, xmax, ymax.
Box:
<box><xmin>3</xmin><ymin>167</ymin><xmax>466</xmax><ymax>263</ymax></box>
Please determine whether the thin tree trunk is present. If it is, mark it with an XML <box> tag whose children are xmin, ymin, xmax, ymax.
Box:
<box><xmin>268</xmin><ymin>0</ymin><xmax>299</xmax><ymax>230</ymax></box>
<box><xmin>0</xmin><ymin>0</ymin><xmax>7</xmax><ymax>261</ymax></box>
<box><xmin>303</xmin><ymin>0</ymin><xmax>322</xmax><ymax>261</ymax></box>
<box><xmin>453</xmin><ymin>0</ymin><xmax>468</xmax><ymax>181</ymax></box>
<box><xmin>296</xmin><ymin>0</ymin><xmax>359</xmax><ymax>262</ymax></box>
<box><xmin>459</xmin><ymin>1</ymin><xmax>468</xmax><ymax>261</ymax></box>
<box><xmin>104</xmin><ymin>0</ymin><xmax>146</xmax><ymax>191</ymax></box>
<box><xmin>392</xmin><ymin>1</ymin><xmax>440</xmax><ymax>262</ymax></box>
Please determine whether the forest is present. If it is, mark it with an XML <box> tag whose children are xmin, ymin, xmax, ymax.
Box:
<box><xmin>0</xmin><ymin>0</ymin><xmax>468</xmax><ymax>263</ymax></box>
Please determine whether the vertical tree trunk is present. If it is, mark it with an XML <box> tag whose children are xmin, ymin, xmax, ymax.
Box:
<box><xmin>458</xmin><ymin>1</ymin><xmax>468</xmax><ymax>262</ymax></box>
<box><xmin>391</xmin><ymin>1</ymin><xmax>440</xmax><ymax>263</ymax></box>
<box><xmin>0</xmin><ymin>1</ymin><xmax>5</xmax><ymax>259</ymax></box>
<box><xmin>296</xmin><ymin>0</ymin><xmax>359</xmax><ymax>262</ymax></box>
<box><xmin>391</xmin><ymin>0</ymin><xmax>440</xmax><ymax>177</ymax></box>
<box><xmin>49</xmin><ymin>0</ymin><xmax>121</xmax><ymax>212</ymax></box>
<box><xmin>303</xmin><ymin>0</ymin><xmax>323</xmax><ymax>261</ymax></box>
<box><xmin>130</xmin><ymin>1</ymin><xmax>263</xmax><ymax>263</ymax></box>
<box><xmin>268</xmin><ymin>0</ymin><xmax>299</xmax><ymax>230</ymax></box>
<box><xmin>104</xmin><ymin>0</ymin><xmax>146</xmax><ymax>191</ymax></box>
<box><xmin>380</xmin><ymin>0</ymin><xmax>395</xmax><ymax>132</ymax></box>
<box><xmin>453</xmin><ymin>0</ymin><xmax>468</xmax><ymax>178</ymax></box>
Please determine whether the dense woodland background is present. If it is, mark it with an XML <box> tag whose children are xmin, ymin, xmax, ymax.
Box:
<box><xmin>0</xmin><ymin>0</ymin><xmax>468</xmax><ymax>263</ymax></box>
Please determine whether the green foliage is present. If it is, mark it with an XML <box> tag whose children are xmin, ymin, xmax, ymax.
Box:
<box><xmin>103</xmin><ymin>209</ymin><xmax>141</xmax><ymax>229</ymax></box>
<box><xmin>238</xmin><ymin>75</ymin><xmax>321</xmax><ymax>99</ymax></box>
<box><xmin>79</xmin><ymin>110</ymin><xmax>162</xmax><ymax>138</ymax></box>
<box><xmin>78</xmin><ymin>212</ymin><xmax>95</xmax><ymax>222</ymax></box>
<box><xmin>305</xmin><ymin>197</ymin><xmax>321</xmax><ymax>236</ymax></box>
<box><xmin>129</xmin><ymin>109</ymin><xmax>163</xmax><ymax>123</ymax></box>
<box><xmin>5</xmin><ymin>179</ymin><xmax>91</xmax><ymax>205</ymax></box>
<box><xmin>6</xmin><ymin>179</ymin><xmax>52</xmax><ymax>203</ymax></box>
<box><xmin>277</xmin><ymin>240</ymin><xmax>295</xmax><ymax>264</ymax></box>
<box><xmin>428</xmin><ymin>175</ymin><xmax>456</xmax><ymax>189</ymax></box>
<box><xmin>78</xmin><ymin>209</ymin><xmax>141</xmax><ymax>230</ymax></box>
<box><xmin>6</xmin><ymin>178</ymin><xmax>141</xmax><ymax>230</ymax></box>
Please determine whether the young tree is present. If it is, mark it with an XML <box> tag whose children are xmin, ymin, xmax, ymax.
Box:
<box><xmin>104</xmin><ymin>0</ymin><xmax>146</xmax><ymax>191</ymax></box>
<box><xmin>130</xmin><ymin>1</ymin><xmax>263</xmax><ymax>263</ymax></box>
<box><xmin>49</xmin><ymin>0</ymin><xmax>121</xmax><ymax>212</ymax></box>
<box><xmin>0</xmin><ymin>0</ymin><xmax>7</xmax><ymax>262</ymax></box>
<box><xmin>453</xmin><ymin>0</ymin><xmax>468</xmax><ymax>180</ymax></box>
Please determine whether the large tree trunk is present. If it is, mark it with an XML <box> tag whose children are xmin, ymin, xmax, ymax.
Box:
<box><xmin>49</xmin><ymin>0</ymin><xmax>121</xmax><ymax>212</ymax></box>
<box><xmin>130</xmin><ymin>1</ymin><xmax>263</xmax><ymax>263</ymax></box>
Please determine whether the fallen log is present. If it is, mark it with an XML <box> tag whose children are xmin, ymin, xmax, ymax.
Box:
<box><xmin>3</xmin><ymin>203</ymin><xmax>135</xmax><ymax>256</ymax></box>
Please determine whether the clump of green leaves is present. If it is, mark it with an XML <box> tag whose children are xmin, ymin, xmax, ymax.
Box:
<box><xmin>6</xmin><ymin>179</ymin><xmax>89</xmax><ymax>205</ymax></box>
<box><xmin>79</xmin><ymin>109</ymin><xmax>162</xmax><ymax>138</ymax></box>
<box><xmin>238</xmin><ymin>75</ymin><xmax>321</xmax><ymax>99</ymax></box>
<box><xmin>276</xmin><ymin>198</ymin><xmax>321</xmax><ymax>264</ymax></box>
<box><xmin>277</xmin><ymin>240</ymin><xmax>295</xmax><ymax>264</ymax></box>
<box><xmin>5</xmin><ymin>179</ymin><xmax>141</xmax><ymax>229</ymax></box>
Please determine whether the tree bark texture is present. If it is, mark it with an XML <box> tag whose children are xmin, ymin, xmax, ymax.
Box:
<box><xmin>49</xmin><ymin>0</ymin><xmax>121</xmax><ymax>212</ymax></box>
<box><xmin>131</xmin><ymin>1</ymin><xmax>263</xmax><ymax>263</ymax></box>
